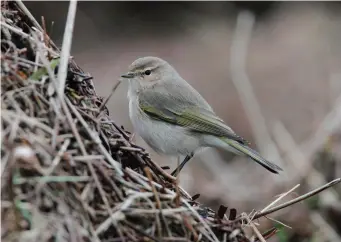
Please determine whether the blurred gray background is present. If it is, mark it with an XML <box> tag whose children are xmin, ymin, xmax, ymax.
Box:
<box><xmin>25</xmin><ymin>2</ymin><xmax>341</xmax><ymax>241</ymax></box>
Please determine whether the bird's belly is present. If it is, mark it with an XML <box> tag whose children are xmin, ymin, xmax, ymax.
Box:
<box><xmin>129</xmin><ymin>103</ymin><xmax>199</xmax><ymax>156</ymax></box>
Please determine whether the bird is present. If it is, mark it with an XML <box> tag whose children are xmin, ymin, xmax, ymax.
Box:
<box><xmin>120</xmin><ymin>56</ymin><xmax>282</xmax><ymax>177</ymax></box>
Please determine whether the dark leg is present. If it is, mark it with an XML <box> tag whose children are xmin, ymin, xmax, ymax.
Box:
<box><xmin>171</xmin><ymin>153</ymin><xmax>194</xmax><ymax>177</ymax></box>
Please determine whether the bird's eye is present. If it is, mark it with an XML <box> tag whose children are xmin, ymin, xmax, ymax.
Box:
<box><xmin>144</xmin><ymin>70</ymin><xmax>151</xmax><ymax>75</ymax></box>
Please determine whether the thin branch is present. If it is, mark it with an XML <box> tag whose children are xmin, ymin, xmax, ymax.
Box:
<box><xmin>15</xmin><ymin>0</ymin><xmax>43</xmax><ymax>32</ymax></box>
<box><xmin>0</xmin><ymin>21</ymin><xmax>58</xmax><ymax>56</ymax></box>
<box><xmin>57</xmin><ymin>0</ymin><xmax>77</xmax><ymax>96</ymax></box>
<box><xmin>65</xmin><ymin>97</ymin><xmax>123</xmax><ymax>176</ymax></box>
<box><xmin>260</xmin><ymin>184</ymin><xmax>300</xmax><ymax>213</ymax></box>
<box><xmin>97</xmin><ymin>81</ymin><xmax>121</xmax><ymax>116</ymax></box>
<box><xmin>242</xmin><ymin>213</ymin><xmax>266</xmax><ymax>242</ymax></box>
<box><xmin>252</xmin><ymin>178</ymin><xmax>340</xmax><ymax>220</ymax></box>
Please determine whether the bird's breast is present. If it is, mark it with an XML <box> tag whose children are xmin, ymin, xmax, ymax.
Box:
<box><xmin>128</xmin><ymin>98</ymin><xmax>200</xmax><ymax>156</ymax></box>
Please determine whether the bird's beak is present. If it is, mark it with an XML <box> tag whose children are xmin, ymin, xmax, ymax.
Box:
<box><xmin>121</xmin><ymin>72</ymin><xmax>135</xmax><ymax>79</ymax></box>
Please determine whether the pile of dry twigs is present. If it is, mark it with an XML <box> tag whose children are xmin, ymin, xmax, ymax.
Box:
<box><xmin>1</xmin><ymin>1</ymin><xmax>340</xmax><ymax>242</ymax></box>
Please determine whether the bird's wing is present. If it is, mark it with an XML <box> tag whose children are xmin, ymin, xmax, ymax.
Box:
<box><xmin>138</xmin><ymin>87</ymin><xmax>249</xmax><ymax>144</ymax></box>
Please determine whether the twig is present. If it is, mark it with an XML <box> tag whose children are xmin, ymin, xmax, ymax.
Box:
<box><xmin>144</xmin><ymin>167</ymin><xmax>162</xmax><ymax>209</ymax></box>
<box><xmin>16</xmin><ymin>0</ymin><xmax>60</xmax><ymax>51</ymax></box>
<box><xmin>44</xmin><ymin>139</ymin><xmax>71</xmax><ymax>175</ymax></box>
<box><xmin>260</xmin><ymin>227</ymin><xmax>278</xmax><ymax>241</ymax></box>
<box><xmin>264</xmin><ymin>216</ymin><xmax>292</xmax><ymax>229</ymax></box>
<box><xmin>15</xmin><ymin>0</ymin><xmax>43</xmax><ymax>32</ymax></box>
<box><xmin>97</xmin><ymin>81</ymin><xmax>121</xmax><ymax>116</ymax></box>
<box><xmin>123</xmin><ymin>207</ymin><xmax>193</xmax><ymax>215</ymax></box>
<box><xmin>144</xmin><ymin>167</ymin><xmax>162</xmax><ymax>238</ymax></box>
<box><xmin>252</xmin><ymin>178</ymin><xmax>340</xmax><ymax>220</ymax></box>
<box><xmin>0</xmin><ymin>21</ymin><xmax>58</xmax><ymax>56</ymax></box>
<box><xmin>57</xmin><ymin>0</ymin><xmax>77</xmax><ymax>96</ymax></box>
<box><xmin>122</xmin><ymin>220</ymin><xmax>162</xmax><ymax>242</ymax></box>
<box><xmin>41</xmin><ymin>16</ymin><xmax>49</xmax><ymax>50</ymax></box>
<box><xmin>145</xmin><ymin>157</ymin><xmax>176</xmax><ymax>182</ymax></box>
<box><xmin>65</xmin><ymin>97</ymin><xmax>123</xmax><ymax>176</ymax></box>
<box><xmin>125</xmin><ymin>169</ymin><xmax>219</xmax><ymax>242</ymax></box>
<box><xmin>183</xmin><ymin>215</ymin><xmax>199</xmax><ymax>241</ymax></box>
<box><xmin>2</xmin><ymin>110</ymin><xmax>54</xmax><ymax>134</ymax></box>
<box><xmin>175</xmin><ymin>156</ymin><xmax>181</xmax><ymax>207</ymax></box>
<box><xmin>242</xmin><ymin>213</ymin><xmax>266</xmax><ymax>242</ymax></box>
<box><xmin>260</xmin><ymin>184</ymin><xmax>300</xmax><ymax>213</ymax></box>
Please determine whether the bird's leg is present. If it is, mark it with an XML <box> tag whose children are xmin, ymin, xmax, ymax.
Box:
<box><xmin>171</xmin><ymin>153</ymin><xmax>194</xmax><ymax>177</ymax></box>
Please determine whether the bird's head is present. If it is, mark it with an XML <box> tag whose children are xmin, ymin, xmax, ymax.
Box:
<box><xmin>121</xmin><ymin>56</ymin><xmax>179</xmax><ymax>90</ymax></box>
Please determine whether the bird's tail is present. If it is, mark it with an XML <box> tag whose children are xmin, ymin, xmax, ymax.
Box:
<box><xmin>221</xmin><ymin>138</ymin><xmax>283</xmax><ymax>174</ymax></box>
